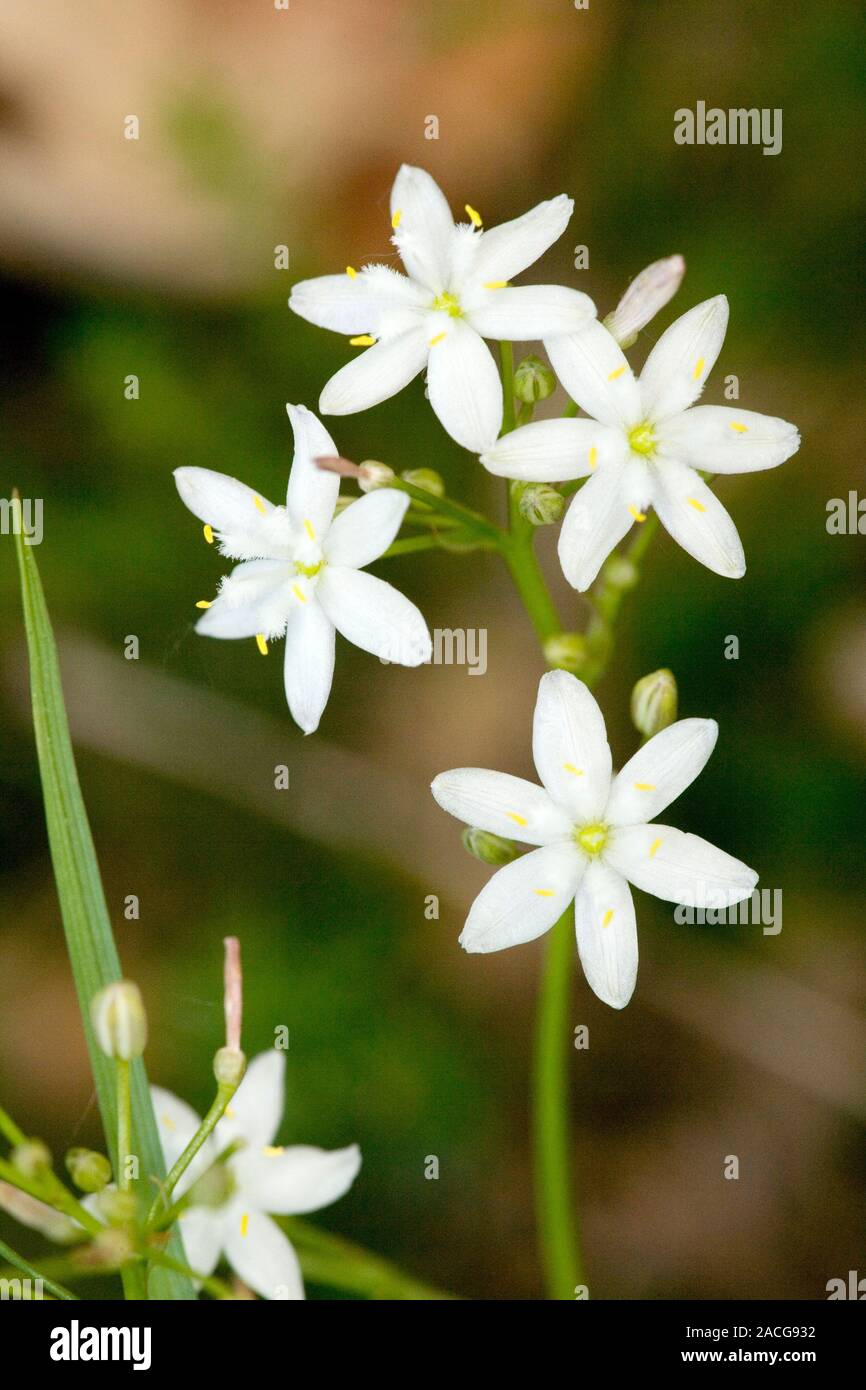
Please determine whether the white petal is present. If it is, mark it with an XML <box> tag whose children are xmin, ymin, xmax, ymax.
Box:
<box><xmin>224</xmin><ymin>1207</ymin><xmax>305</xmax><ymax>1300</ymax></box>
<box><xmin>466</xmin><ymin>285</ymin><xmax>595</xmax><ymax>341</ymax></box>
<box><xmin>150</xmin><ymin>1086</ymin><xmax>202</xmax><ymax>1169</ymax></box>
<box><xmin>482</xmin><ymin>417</ymin><xmax>622</xmax><ymax>483</ymax></box>
<box><xmin>324</xmin><ymin>489</ymin><xmax>409</xmax><ymax>569</ymax></box>
<box><xmin>319</xmin><ymin>328</ymin><xmax>429</xmax><ymax>416</ymax></box>
<box><xmin>175</xmin><ymin>1207</ymin><xmax>223</xmax><ymax>1280</ymax></box>
<box><xmin>431</xmin><ymin>767</ymin><xmax>572</xmax><ymax>846</ymax></box>
<box><xmin>605</xmin><ymin>718</ymin><xmax>718</xmax><ymax>826</ymax></box>
<box><xmin>174</xmin><ymin>466</ymin><xmax>285</xmax><ymax>560</ymax></box>
<box><xmin>282</xmin><ymin>598</ymin><xmax>335</xmax><ymax>735</ymax></box>
<box><xmin>390</xmin><ymin>164</ymin><xmax>454</xmax><ymax>292</ymax></box>
<box><xmin>285</xmin><ymin>403</ymin><xmax>340</xmax><ymax>538</ymax></box>
<box><xmin>459</xmin><ymin>843</ymin><xmax>583</xmax><ymax>953</ymax></box>
<box><xmin>652</xmin><ymin>459</ymin><xmax>745</xmax><ymax>579</ymax></box>
<box><xmin>605</xmin><ymin>823</ymin><xmax>758</xmax><ymax>908</ymax></box>
<box><xmin>317</xmin><ymin>566</ymin><xmax>431</xmax><ymax>666</ymax></box>
<box><xmin>289</xmin><ymin>266</ymin><xmax>427</xmax><ymax>337</ymax></box>
<box><xmin>544</xmin><ymin>320</ymin><xmax>642</xmax><ymax>428</ymax></box>
<box><xmin>532</xmin><ymin>670</ymin><xmax>612</xmax><ymax>821</ymax></box>
<box><xmin>466</xmin><ymin>194</ymin><xmax>574</xmax><ymax>285</ymax></box>
<box><xmin>196</xmin><ymin>559</ymin><xmax>289</xmax><ymax>641</ymax></box>
<box><xmin>656</xmin><ymin>405</ymin><xmax>801</xmax><ymax>474</ymax></box>
<box><xmin>639</xmin><ymin>295</ymin><xmax>728</xmax><ymax>422</ymax></box>
<box><xmin>215</xmin><ymin>1050</ymin><xmax>285</xmax><ymax>1152</ymax></box>
<box><xmin>426</xmin><ymin>319</ymin><xmax>502</xmax><ymax>452</ymax></box>
<box><xmin>557</xmin><ymin>457</ymin><xmax>650</xmax><ymax>592</ymax></box>
<box><xmin>574</xmin><ymin>861</ymin><xmax>638</xmax><ymax>1009</ymax></box>
<box><xmin>236</xmin><ymin>1143</ymin><xmax>361</xmax><ymax>1216</ymax></box>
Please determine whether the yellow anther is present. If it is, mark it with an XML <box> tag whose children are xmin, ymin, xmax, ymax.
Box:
<box><xmin>195</xmin><ymin>600</ymin><xmax>212</xmax><ymax>610</ymax></box>
<box><xmin>292</xmin><ymin>584</ymin><xmax>308</xmax><ymax>604</ymax></box>
<box><xmin>634</xmin><ymin>782</ymin><xmax>656</xmax><ymax>791</ymax></box>
<box><xmin>602</xmin><ymin>909</ymin><xmax>614</xmax><ymax>928</ymax></box>
<box><xmin>687</xmin><ymin>497</ymin><xmax>706</xmax><ymax>512</ymax></box>
<box><xmin>240</xmin><ymin>1212</ymin><xmax>249</xmax><ymax>1238</ymax></box>
<box><xmin>349</xmin><ymin>334</ymin><xmax>376</xmax><ymax>347</ymax></box>
<box><xmin>428</xmin><ymin>331</ymin><xmax>447</xmax><ymax>347</ymax></box>
<box><xmin>346</xmin><ymin>265</ymin><xmax>358</xmax><ymax>279</ymax></box>
<box><xmin>225</xmin><ymin>1105</ymin><xmax>235</xmax><ymax>1119</ymax></box>
<box><xmin>649</xmin><ymin>838</ymin><xmax>662</xmax><ymax>858</ymax></box>
<box><xmin>465</xmin><ymin>204</ymin><xmax>482</xmax><ymax>228</ymax></box>
<box><xmin>391</xmin><ymin>208</ymin><xmax>402</xmax><ymax>229</ymax></box>
<box><xmin>729</xmin><ymin>421</ymin><xmax>748</xmax><ymax>433</ymax></box>
<box><xmin>628</xmin><ymin>505</ymin><xmax>647</xmax><ymax>522</ymax></box>
<box><xmin>255</xmin><ymin>633</ymin><xmax>269</xmax><ymax>656</ymax></box>
<box><xmin>534</xmin><ymin>889</ymin><xmax>555</xmax><ymax>898</ymax></box>
<box><xmin>203</xmin><ymin>524</ymin><xmax>214</xmax><ymax>545</ymax></box>
<box><xmin>563</xmin><ymin>763</ymin><xmax>584</xmax><ymax>776</ymax></box>
<box><xmin>161</xmin><ymin>1113</ymin><xmax>177</xmax><ymax>1131</ymax></box>
<box><xmin>303</xmin><ymin>519</ymin><xmax>316</xmax><ymax>541</ymax></box>
<box><xmin>483</xmin><ymin>280</ymin><xmax>508</xmax><ymax>290</ymax></box>
<box><xmin>507</xmin><ymin>812</ymin><xmax>528</xmax><ymax>827</ymax></box>
<box><xmin>262</xmin><ymin>1146</ymin><xmax>285</xmax><ymax>1157</ymax></box>
<box><xmin>253</xmin><ymin>495</ymin><xmax>266</xmax><ymax>514</ymax></box>
<box><xmin>692</xmin><ymin>356</ymin><xmax>705</xmax><ymax>380</ymax></box>
<box><xmin>608</xmin><ymin>365</ymin><xmax>626</xmax><ymax>381</ymax></box>
<box><xmin>588</xmin><ymin>447</ymin><xmax>598</xmax><ymax>470</ymax></box>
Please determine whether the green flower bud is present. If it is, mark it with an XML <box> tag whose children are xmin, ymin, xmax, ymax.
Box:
<box><xmin>603</xmin><ymin>555</ymin><xmax>639</xmax><ymax>591</ymax></box>
<box><xmin>187</xmin><ymin>1161</ymin><xmax>236</xmax><ymax>1210</ymax></box>
<box><xmin>95</xmin><ymin>1188</ymin><xmax>138</xmax><ymax>1228</ymax></box>
<box><xmin>518</xmin><ymin>483</ymin><xmax>565</xmax><ymax>527</ymax></box>
<box><xmin>543</xmin><ymin>632</ymin><xmax>588</xmax><ymax>673</ymax></box>
<box><xmin>77</xmin><ymin>1226</ymin><xmax>136</xmax><ymax>1269</ymax></box>
<box><xmin>631</xmin><ymin>668</ymin><xmax>678</xmax><ymax>738</ymax></box>
<box><xmin>461</xmin><ymin>826</ymin><xmax>518</xmax><ymax>866</ymax></box>
<box><xmin>401</xmin><ymin>467</ymin><xmax>445</xmax><ymax>498</ymax></box>
<box><xmin>513</xmin><ymin>354</ymin><xmax>556</xmax><ymax>403</ymax></box>
<box><xmin>90</xmin><ymin>980</ymin><xmax>147</xmax><ymax>1060</ymax></box>
<box><xmin>214</xmin><ymin>1046</ymin><xmax>247</xmax><ymax>1088</ymax></box>
<box><xmin>358</xmin><ymin>460</ymin><xmax>395</xmax><ymax>493</ymax></box>
<box><xmin>12</xmin><ymin>1139</ymin><xmax>52</xmax><ymax>1178</ymax></box>
<box><xmin>65</xmin><ymin>1147</ymin><xmax>112</xmax><ymax>1194</ymax></box>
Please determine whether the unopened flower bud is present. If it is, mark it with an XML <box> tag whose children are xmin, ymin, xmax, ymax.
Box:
<box><xmin>358</xmin><ymin>460</ymin><xmax>395</xmax><ymax>493</ymax></box>
<box><xmin>518</xmin><ymin>483</ymin><xmax>565</xmax><ymax>527</ymax></box>
<box><xmin>631</xmin><ymin>668</ymin><xmax>678</xmax><ymax>738</ymax></box>
<box><xmin>603</xmin><ymin>255</ymin><xmax>686</xmax><ymax>347</ymax></box>
<box><xmin>401</xmin><ymin>467</ymin><xmax>444</xmax><ymax>498</ymax></box>
<box><xmin>76</xmin><ymin>1226</ymin><xmax>135</xmax><ymax>1269</ymax></box>
<box><xmin>90</xmin><ymin>981</ymin><xmax>147</xmax><ymax>1060</ymax></box>
<box><xmin>95</xmin><ymin>1188</ymin><xmax>138</xmax><ymax>1228</ymax></box>
<box><xmin>12</xmin><ymin>1139</ymin><xmax>52</xmax><ymax>1178</ymax></box>
<box><xmin>214</xmin><ymin>1046</ymin><xmax>247</xmax><ymax>1088</ymax></box>
<box><xmin>65</xmin><ymin>1147</ymin><xmax>112</xmax><ymax>1194</ymax></box>
<box><xmin>513</xmin><ymin>354</ymin><xmax>556</xmax><ymax>403</ymax></box>
<box><xmin>0</xmin><ymin>1181</ymin><xmax>78</xmax><ymax>1244</ymax></box>
<box><xmin>543</xmin><ymin>632</ymin><xmax>588</xmax><ymax>673</ymax></box>
<box><xmin>603</xmin><ymin>555</ymin><xmax>638</xmax><ymax>591</ymax></box>
<box><xmin>461</xmin><ymin>826</ymin><xmax>518</xmax><ymax>866</ymax></box>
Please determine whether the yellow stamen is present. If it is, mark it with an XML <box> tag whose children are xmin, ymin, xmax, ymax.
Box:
<box><xmin>253</xmin><ymin>495</ymin><xmax>266</xmax><ymax>514</ymax></box>
<box><xmin>692</xmin><ymin>356</ymin><xmax>705</xmax><ymax>380</ymax></box>
<box><xmin>195</xmin><ymin>600</ymin><xmax>211</xmax><ymax>610</ymax></box>
<box><xmin>563</xmin><ymin>763</ymin><xmax>584</xmax><ymax>776</ymax></box>
<box><xmin>649</xmin><ymin>838</ymin><xmax>662</xmax><ymax>858</ymax></box>
<box><xmin>349</xmin><ymin>334</ymin><xmax>376</xmax><ymax>347</ymax></box>
<box><xmin>465</xmin><ymin>204</ymin><xmax>482</xmax><ymax>228</ymax></box>
<box><xmin>634</xmin><ymin>782</ymin><xmax>655</xmax><ymax>791</ymax></box>
<box><xmin>262</xmin><ymin>1146</ymin><xmax>285</xmax><ymax>1157</ymax></box>
<box><xmin>687</xmin><ymin>497</ymin><xmax>706</xmax><ymax>512</ymax></box>
<box><xmin>391</xmin><ymin>209</ymin><xmax>402</xmax><ymax>229</ymax></box>
<box><xmin>608</xmin><ymin>365</ymin><xmax>626</xmax><ymax>381</ymax></box>
<box><xmin>428</xmin><ymin>331</ymin><xmax>447</xmax><ymax>347</ymax></box>
<box><xmin>507</xmin><ymin>812</ymin><xmax>527</xmax><ymax>827</ymax></box>
<box><xmin>483</xmin><ymin>280</ymin><xmax>508</xmax><ymax>290</ymax></box>
<box><xmin>588</xmin><ymin>447</ymin><xmax>598</xmax><ymax>470</ymax></box>
<box><xmin>224</xmin><ymin>1105</ymin><xmax>235</xmax><ymax>1119</ymax></box>
<box><xmin>240</xmin><ymin>1212</ymin><xmax>249</xmax><ymax>1238</ymax></box>
<box><xmin>303</xmin><ymin>519</ymin><xmax>316</xmax><ymax>541</ymax></box>
<box><xmin>628</xmin><ymin>505</ymin><xmax>647</xmax><ymax>522</ymax></box>
<box><xmin>729</xmin><ymin>421</ymin><xmax>748</xmax><ymax>433</ymax></box>
<box><xmin>255</xmin><ymin>634</ymin><xmax>269</xmax><ymax>656</ymax></box>
<box><xmin>292</xmin><ymin>584</ymin><xmax>308</xmax><ymax>604</ymax></box>
<box><xmin>602</xmin><ymin>909</ymin><xmax>614</xmax><ymax>928</ymax></box>
<box><xmin>161</xmin><ymin>1113</ymin><xmax>176</xmax><ymax>1131</ymax></box>
<box><xmin>346</xmin><ymin>265</ymin><xmax>358</xmax><ymax>279</ymax></box>
<box><xmin>534</xmin><ymin>889</ymin><xmax>554</xmax><ymax>898</ymax></box>
<box><xmin>203</xmin><ymin>524</ymin><xmax>214</xmax><ymax>545</ymax></box>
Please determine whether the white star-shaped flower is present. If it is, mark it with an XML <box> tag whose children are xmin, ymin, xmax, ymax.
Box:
<box><xmin>153</xmin><ymin>1050</ymin><xmax>361</xmax><ymax>1300</ymax></box>
<box><xmin>431</xmin><ymin>671</ymin><xmax>757</xmax><ymax>1009</ymax></box>
<box><xmin>289</xmin><ymin>164</ymin><xmax>595</xmax><ymax>453</ymax></box>
<box><xmin>481</xmin><ymin>296</ymin><xmax>800</xmax><ymax>590</ymax></box>
<box><xmin>174</xmin><ymin>403</ymin><xmax>432</xmax><ymax>733</ymax></box>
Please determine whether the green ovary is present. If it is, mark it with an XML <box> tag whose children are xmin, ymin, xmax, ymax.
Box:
<box><xmin>575</xmin><ymin>822</ymin><xmax>608</xmax><ymax>856</ymax></box>
<box><xmin>431</xmin><ymin>291</ymin><xmax>462</xmax><ymax>317</ymax></box>
<box><xmin>295</xmin><ymin>560</ymin><xmax>322</xmax><ymax>579</ymax></box>
<box><xmin>627</xmin><ymin>422</ymin><xmax>656</xmax><ymax>457</ymax></box>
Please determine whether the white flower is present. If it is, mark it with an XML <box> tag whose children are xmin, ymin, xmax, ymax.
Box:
<box><xmin>152</xmin><ymin>1050</ymin><xmax>361</xmax><ymax>1300</ymax></box>
<box><xmin>289</xmin><ymin>164</ymin><xmax>595</xmax><ymax>453</ymax></box>
<box><xmin>174</xmin><ymin>404</ymin><xmax>432</xmax><ymax>734</ymax></box>
<box><xmin>431</xmin><ymin>670</ymin><xmax>757</xmax><ymax>1009</ymax></box>
<box><xmin>481</xmin><ymin>296</ymin><xmax>801</xmax><ymax>590</ymax></box>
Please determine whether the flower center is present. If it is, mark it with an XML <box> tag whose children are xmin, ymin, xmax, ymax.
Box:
<box><xmin>294</xmin><ymin>559</ymin><xmax>323</xmax><ymax>579</ymax></box>
<box><xmin>627</xmin><ymin>422</ymin><xmax>656</xmax><ymax>457</ymax></box>
<box><xmin>430</xmin><ymin>291</ymin><xmax>462</xmax><ymax>318</ymax></box>
<box><xmin>575</xmin><ymin>822</ymin><xmax>608</xmax><ymax>856</ymax></box>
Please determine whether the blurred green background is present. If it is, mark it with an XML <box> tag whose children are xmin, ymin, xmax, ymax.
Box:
<box><xmin>1</xmin><ymin>0</ymin><xmax>864</xmax><ymax>1298</ymax></box>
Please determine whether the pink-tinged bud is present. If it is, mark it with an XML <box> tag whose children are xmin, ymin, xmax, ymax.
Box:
<box><xmin>604</xmin><ymin>255</ymin><xmax>686</xmax><ymax>347</ymax></box>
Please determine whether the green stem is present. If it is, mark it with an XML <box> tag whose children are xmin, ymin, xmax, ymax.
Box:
<box><xmin>0</xmin><ymin>1157</ymin><xmax>102</xmax><ymax>1237</ymax></box>
<box><xmin>0</xmin><ymin>1104</ymin><xmax>27</xmax><ymax>1148</ymax></box>
<box><xmin>387</xmin><ymin>477</ymin><xmax>500</xmax><ymax>541</ymax></box>
<box><xmin>146</xmin><ymin>1081</ymin><xmax>237</xmax><ymax>1229</ymax></box>
<box><xmin>501</xmin><ymin>533</ymin><xmax>562</xmax><ymax>644</ymax></box>
<box><xmin>499</xmin><ymin>341</ymin><xmax>516</xmax><ymax>434</ymax></box>
<box><xmin>383</xmin><ymin>532</ymin><xmax>494</xmax><ymax>559</ymax></box>
<box><xmin>116</xmin><ymin>1060</ymin><xmax>132</xmax><ymax>1193</ymax></box>
<box><xmin>281</xmin><ymin>1218</ymin><xmax>457</xmax><ymax>1300</ymax></box>
<box><xmin>146</xmin><ymin>1248</ymin><xmax>233</xmax><ymax>1300</ymax></box>
<box><xmin>0</xmin><ymin>1236</ymin><xmax>77</xmax><ymax>1300</ymax></box>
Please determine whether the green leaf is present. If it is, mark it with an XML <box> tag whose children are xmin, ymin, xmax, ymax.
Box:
<box><xmin>14</xmin><ymin>521</ymin><xmax>194</xmax><ymax>1300</ymax></box>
